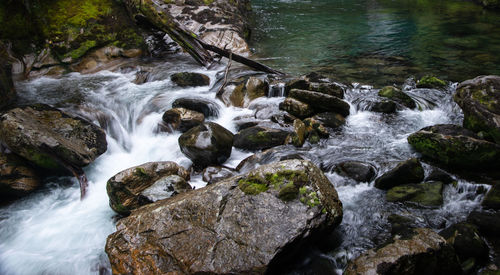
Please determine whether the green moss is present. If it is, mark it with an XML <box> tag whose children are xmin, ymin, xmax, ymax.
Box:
<box><xmin>278</xmin><ymin>182</ymin><xmax>299</xmax><ymax>201</ymax></box>
<box><xmin>238</xmin><ymin>176</ymin><xmax>269</xmax><ymax>195</ymax></box>
<box><xmin>417</xmin><ymin>75</ymin><xmax>447</xmax><ymax>89</ymax></box>
<box><xmin>379</xmin><ymin>86</ymin><xmax>416</xmax><ymax>108</ymax></box>
<box><xmin>65</xmin><ymin>40</ymin><xmax>97</xmax><ymax>59</ymax></box>
<box><xmin>299</xmin><ymin>188</ymin><xmax>322</xmax><ymax>208</ymax></box>
<box><xmin>27</xmin><ymin>149</ymin><xmax>60</xmax><ymax>170</ymax></box>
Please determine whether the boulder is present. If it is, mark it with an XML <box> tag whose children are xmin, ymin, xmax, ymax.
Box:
<box><xmin>279</xmin><ymin>98</ymin><xmax>315</xmax><ymax>119</ymax></box>
<box><xmin>378</xmin><ymin>86</ymin><xmax>416</xmax><ymax>109</ymax></box>
<box><xmin>233</xmin><ymin>126</ymin><xmax>292</xmax><ymax>151</ymax></box>
<box><xmin>407</xmin><ymin>124</ymin><xmax>500</xmax><ymax>168</ymax></box>
<box><xmin>0</xmin><ymin>104</ymin><xmax>107</xmax><ymax>170</ymax></box>
<box><xmin>202</xmin><ymin>166</ymin><xmax>236</xmax><ymax>185</ymax></box>
<box><xmin>417</xmin><ymin>76</ymin><xmax>447</xmax><ymax>89</ymax></box>
<box><xmin>178</xmin><ymin>122</ymin><xmax>234</xmax><ymax>169</ymax></box>
<box><xmin>236</xmin><ymin>148</ymin><xmax>305</xmax><ymax>173</ymax></box>
<box><xmin>289</xmin><ymin>89</ymin><xmax>350</xmax><ymax>117</ymax></box>
<box><xmin>482</xmin><ymin>184</ymin><xmax>500</xmax><ymax>210</ymax></box>
<box><xmin>303</xmin><ymin>118</ymin><xmax>329</xmax><ymax>144</ymax></box>
<box><xmin>285</xmin><ymin>75</ymin><xmax>345</xmax><ymax>99</ymax></box>
<box><xmin>374</xmin><ymin>158</ymin><xmax>424</xmax><ymax>190</ymax></box>
<box><xmin>454</xmin><ymin>75</ymin><xmax>500</xmax><ymax>144</ymax></box>
<box><xmin>161</xmin><ymin>107</ymin><xmax>204</xmax><ymax>133</ymax></box>
<box><xmin>425</xmin><ymin>168</ymin><xmax>456</xmax><ymax>185</ymax></box>
<box><xmin>369</xmin><ymin>100</ymin><xmax>397</xmax><ymax>113</ymax></box>
<box><xmin>313</xmin><ymin>112</ymin><xmax>346</xmax><ymax>129</ymax></box>
<box><xmin>0</xmin><ymin>152</ymin><xmax>41</xmax><ymax>198</ymax></box>
<box><xmin>220</xmin><ymin>76</ymin><xmax>268</xmax><ymax>107</ymax></box>
<box><xmin>171</xmin><ymin>72</ymin><xmax>210</xmax><ymax>87</ymax></box>
<box><xmin>289</xmin><ymin>119</ymin><xmax>306</xmax><ymax>147</ymax></box>
<box><xmin>334</xmin><ymin>161</ymin><xmax>377</xmax><ymax>182</ymax></box>
<box><xmin>440</xmin><ymin>222</ymin><xmax>489</xmax><ymax>263</ymax></box>
<box><xmin>345</xmin><ymin>228</ymin><xmax>461</xmax><ymax>275</ymax></box>
<box><xmin>105</xmin><ymin>159</ymin><xmax>343</xmax><ymax>274</ymax></box>
<box><xmin>106</xmin><ymin>161</ymin><xmax>191</xmax><ymax>215</ymax></box>
<box><xmin>172</xmin><ymin>97</ymin><xmax>220</xmax><ymax>117</ymax></box>
<box><xmin>386</xmin><ymin>182</ymin><xmax>444</xmax><ymax>207</ymax></box>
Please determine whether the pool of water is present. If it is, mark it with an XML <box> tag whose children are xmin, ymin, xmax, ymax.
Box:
<box><xmin>250</xmin><ymin>0</ymin><xmax>500</xmax><ymax>85</ymax></box>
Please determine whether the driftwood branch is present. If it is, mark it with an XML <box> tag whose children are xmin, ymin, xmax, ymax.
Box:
<box><xmin>216</xmin><ymin>51</ymin><xmax>233</xmax><ymax>99</ymax></box>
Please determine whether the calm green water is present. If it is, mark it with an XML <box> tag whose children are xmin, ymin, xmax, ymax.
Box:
<box><xmin>250</xmin><ymin>0</ymin><xmax>500</xmax><ymax>86</ymax></box>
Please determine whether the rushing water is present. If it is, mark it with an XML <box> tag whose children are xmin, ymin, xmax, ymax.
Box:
<box><xmin>0</xmin><ymin>0</ymin><xmax>498</xmax><ymax>274</ymax></box>
<box><xmin>250</xmin><ymin>0</ymin><xmax>500</xmax><ymax>85</ymax></box>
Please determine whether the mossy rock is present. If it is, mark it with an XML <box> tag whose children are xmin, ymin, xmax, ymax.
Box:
<box><xmin>374</xmin><ymin>158</ymin><xmax>424</xmax><ymax>190</ymax></box>
<box><xmin>482</xmin><ymin>184</ymin><xmax>500</xmax><ymax>210</ymax></box>
<box><xmin>417</xmin><ymin>76</ymin><xmax>447</xmax><ymax>89</ymax></box>
<box><xmin>407</xmin><ymin>124</ymin><xmax>500</xmax><ymax>168</ymax></box>
<box><xmin>171</xmin><ymin>72</ymin><xmax>210</xmax><ymax>87</ymax></box>
<box><xmin>233</xmin><ymin>126</ymin><xmax>292</xmax><ymax>151</ymax></box>
<box><xmin>378</xmin><ymin>86</ymin><xmax>416</xmax><ymax>109</ymax></box>
<box><xmin>279</xmin><ymin>97</ymin><xmax>314</xmax><ymax>119</ymax></box>
<box><xmin>386</xmin><ymin>182</ymin><xmax>444</xmax><ymax>207</ymax></box>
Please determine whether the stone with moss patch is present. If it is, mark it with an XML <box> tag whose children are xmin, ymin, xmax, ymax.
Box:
<box><xmin>386</xmin><ymin>182</ymin><xmax>444</xmax><ymax>207</ymax></box>
<box><xmin>234</xmin><ymin>126</ymin><xmax>292</xmax><ymax>151</ymax></box>
<box><xmin>417</xmin><ymin>76</ymin><xmax>447</xmax><ymax>89</ymax></box>
<box><xmin>378</xmin><ymin>86</ymin><xmax>416</xmax><ymax>109</ymax></box>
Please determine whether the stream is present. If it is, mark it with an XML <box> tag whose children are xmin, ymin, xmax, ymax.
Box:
<box><xmin>1</xmin><ymin>0</ymin><xmax>499</xmax><ymax>274</ymax></box>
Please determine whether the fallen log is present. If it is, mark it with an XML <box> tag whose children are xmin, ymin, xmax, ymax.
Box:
<box><xmin>124</xmin><ymin>0</ymin><xmax>284</xmax><ymax>75</ymax></box>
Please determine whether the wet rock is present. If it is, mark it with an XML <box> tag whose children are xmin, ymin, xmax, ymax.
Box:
<box><xmin>386</xmin><ymin>182</ymin><xmax>444</xmax><ymax>207</ymax></box>
<box><xmin>467</xmin><ymin>210</ymin><xmax>500</xmax><ymax>237</ymax></box>
<box><xmin>0</xmin><ymin>45</ymin><xmax>15</xmax><ymax>110</ymax></box>
<box><xmin>369</xmin><ymin>100</ymin><xmax>397</xmax><ymax>113</ymax></box>
<box><xmin>378</xmin><ymin>86</ymin><xmax>416</xmax><ymax>109</ymax></box>
<box><xmin>178</xmin><ymin>122</ymin><xmax>234</xmax><ymax>169</ymax></box>
<box><xmin>106</xmin><ymin>161</ymin><xmax>191</xmax><ymax>215</ymax></box>
<box><xmin>334</xmin><ymin>161</ymin><xmax>377</xmax><ymax>182</ymax></box>
<box><xmin>171</xmin><ymin>72</ymin><xmax>210</xmax><ymax>87</ymax></box>
<box><xmin>285</xmin><ymin>75</ymin><xmax>345</xmax><ymax>99</ymax></box>
<box><xmin>236</xmin><ymin>148</ymin><xmax>306</xmax><ymax>173</ymax></box>
<box><xmin>234</xmin><ymin>126</ymin><xmax>292</xmax><ymax>151</ymax></box>
<box><xmin>0</xmin><ymin>152</ymin><xmax>41</xmax><ymax>198</ymax></box>
<box><xmin>387</xmin><ymin>214</ymin><xmax>417</xmax><ymax>236</ymax></box>
<box><xmin>0</xmin><ymin>104</ymin><xmax>107</xmax><ymax>170</ymax></box>
<box><xmin>309</xmin><ymin>82</ymin><xmax>345</xmax><ymax>98</ymax></box>
<box><xmin>220</xmin><ymin>76</ymin><xmax>269</xmax><ymax>107</ymax></box>
<box><xmin>161</xmin><ymin>107</ymin><xmax>204</xmax><ymax>133</ymax></box>
<box><xmin>105</xmin><ymin>159</ymin><xmax>343</xmax><ymax>274</ymax></box>
<box><xmin>417</xmin><ymin>76</ymin><xmax>447</xmax><ymax>89</ymax></box>
<box><xmin>407</xmin><ymin>124</ymin><xmax>500</xmax><ymax>168</ymax></box>
<box><xmin>482</xmin><ymin>184</ymin><xmax>500</xmax><ymax>210</ymax></box>
<box><xmin>172</xmin><ymin>97</ymin><xmax>220</xmax><ymax>117</ymax></box>
<box><xmin>289</xmin><ymin>89</ymin><xmax>350</xmax><ymax>117</ymax></box>
<box><xmin>454</xmin><ymin>75</ymin><xmax>500</xmax><ymax>144</ymax></box>
<box><xmin>289</xmin><ymin>119</ymin><xmax>306</xmax><ymax>147</ymax></box>
<box><xmin>440</xmin><ymin>222</ymin><xmax>489</xmax><ymax>264</ymax></box>
<box><xmin>279</xmin><ymin>98</ymin><xmax>315</xmax><ymax>119</ymax></box>
<box><xmin>313</xmin><ymin>112</ymin><xmax>346</xmax><ymax>129</ymax></box>
<box><xmin>202</xmin><ymin>166</ymin><xmax>236</xmax><ymax>185</ymax></box>
<box><xmin>425</xmin><ymin>168</ymin><xmax>456</xmax><ymax>185</ymax></box>
<box><xmin>345</xmin><ymin>228</ymin><xmax>462</xmax><ymax>275</ymax></box>
<box><xmin>134</xmin><ymin>70</ymin><xmax>151</xmax><ymax>85</ymax></box>
<box><xmin>374</xmin><ymin>158</ymin><xmax>424</xmax><ymax>190</ymax></box>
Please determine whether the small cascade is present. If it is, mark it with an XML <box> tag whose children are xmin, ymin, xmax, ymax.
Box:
<box><xmin>267</xmin><ymin>82</ymin><xmax>286</xmax><ymax>97</ymax></box>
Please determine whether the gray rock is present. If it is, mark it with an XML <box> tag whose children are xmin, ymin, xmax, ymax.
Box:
<box><xmin>171</xmin><ymin>72</ymin><xmax>210</xmax><ymax>87</ymax></box>
<box><xmin>105</xmin><ymin>159</ymin><xmax>343</xmax><ymax>274</ymax></box>
<box><xmin>161</xmin><ymin>107</ymin><xmax>204</xmax><ymax>133</ymax></box>
<box><xmin>289</xmin><ymin>89</ymin><xmax>350</xmax><ymax>117</ymax></box>
<box><xmin>234</xmin><ymin>126</ymin><xmax>292</xmax><ymax>151</ymax></box>
<box><xmin>334</xmin><ymin>161</ymin><xmax>377</xmax><ymax>182</ymax></box>
<box><xmin>374</xmin><ymin>158</ymin><xmax>424</xmax><ymax>190</ymax></box>
<box><xmin>279</xmin><ymin>97</ymin><xmax>314</xmax><ymax>119</ymax></box>
<box><xmin>172</xmin><ymin>97</ymin><xmax>220</xmax><ymax>117</ymax></box>
<box><xmin>0</xmin><ymin>152</ymin><xmax>41</xmax><ymax>198</ymax></box>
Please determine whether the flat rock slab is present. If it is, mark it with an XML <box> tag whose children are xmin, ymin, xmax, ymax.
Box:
<box><xmin>106</xmin><ymin>159</ymin><xmax>343</xmax><ymax>274</ymax></box>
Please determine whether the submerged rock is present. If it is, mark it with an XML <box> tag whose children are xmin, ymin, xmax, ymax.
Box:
<box><xmin>161</xmin><ymin>107</ymin><xmax>204</xmax><ymax>133</ymax></box>
<box><xmin>289</xmin><ymin>89</ymin><xmax>350</xmax><ymax>117</ymax></box>
<box><xmin>171</xmin><ymin>72</ymin><xmax>210</xmax><ymax>87</ymax></box>
<box><xmin>374</xmin><ymin>158</ymin><xmax>424</xmax><ymax>190</ymax></box>
<box><xmin>386</xmin><ymin>182</ymin><xmax>444</xmax><ymax>207</ymax></box>
<box><xmin>106</xmin><ymin>161</ymin><xmax>191</xmax><ymax>215</ymax></box>
<box><xmin>178</xmin><ymin>122</ymin><xmax>234</xmax><ymax>169</ymax></box>
<box><xmin>407</xmin><ymin>124</ymin><xmax>500</xmax><ymax>168</ymax></box>
<box><xmin>0</xmin><ymin>152</ymin><xmax>41</xmax><ymax>198</ymax></box>
<box><xmin>334</xmin><ymin>161</ymin><xmax>377</xmax><ymax>182</ymax></box>
<box><xmin>482</xmin><ymin>184</ymin><xmax>500</xmax><ymax>210</ymax></box>
<box><xmin>378</xmin><ymin>86</ymin><xmax>416</xmax><ymax>109</ymax></box>
<box><xmin>345</xmin><ymin>228</ymin><xmax>462</xmax><ymax>275</ymax></box>
<box><xmin>369</xmin><ymin>100</ymin><xmax>397</xmax><ymax>113</ymax></box>
<box><xmin>233</xmin><ymin>126</ymin><xmax>292</xmax><ymax>151</ymax></box>
<box><xmin>454</xmin><ymin>75</ymin><xmax>500</xmax><ymax>144</ymax></box>
<box><xmin>417</xmin><ymin>76</ymin><xmax>447</xmax><ymax>89</ymax></box>
<box><xmin>0</xmin><ymin>104</ymin><xmax>107</xmax><ymax>170</ymax></box>
<box><xmin>105</xmin><ymin>159</ymin><xmax>342</xmax><ymax>274</ymax></box>
<box><xmin>172</xmin><ymin>97</ymin><xmax>220</xmax><ymax>117</ymax></box>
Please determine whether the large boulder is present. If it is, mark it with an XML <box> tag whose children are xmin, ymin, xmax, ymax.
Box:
<box><xmin>172</xmin><ymin>97</ymin><xmax>220</xmax><ymax>118</ymax></box>
<box><xmin>171</xmin><ymin>72</ymin><xmax>210</xmax><ymax>87</ymax></box>
<box><xmin>105</xmin><ymin>159</ymin><xmax>343</xmax><ymax>274</ymax></box>
<box><xmin>344</xmin><ymin>228</ymin><xmax>462</xmax><ymax>275</ymax></box>
<box><xmin>386</xmin><ymin>182</ymin><xmax>444</xmax><ymax>207</ymax></box>
<box><xmin>233</xmin><ymin>126</ymin><xmax>292</xmax><ymax>151</ymax></box>
<box><xmin>378</xmin><ymin>86</ymin><xmax>416</xmax><ymax>109</ymax></box>
<box><xmin>334</xmin><ymin>161</ymin><xmax>377</xmax><ymax>182</ymax></box>
<box><xmin>289</xmin><ymin>89</ymin><xmax>350</xmax><ymax>117</ymax></box>
<box><xmin>285</xmin><ymin>74</ymin><xmax>345</xmax><ymax>99</ymax></box>
<box><xmin>0</xmin><ymin>104</ymin><xmax>107</xmax><ymax>170</ymax></box>
<box><xmin>106</xmin><ymin>161</ymin><xmax>191</xmax><ymax>215</ymax></box>
<box><xmin>374</xmin><ymin>158</ymin><xmax>424</xmax><ymax>190</ymax></box>
<box><xmin>161</xmin><ymin>107</ymin><xmax>204</xmax><ymax>133</ymax></box>
<box><xmin>279</xmin><ymin>98</ymin><xmax>314</xmax><ymax>119</ymax></box>
<box><xmin>178</xmin><ymin>122</ymin><xmax>233</xmax><ymax>169</ymax></box>
<box><xmin>482</xmin><ymin>184</ymin><xmax>500</xmax><ymax>210</ymax></box>
<box><xmin>0</xmin><ymin>152</ymin><xmax>40</xmax><ymax>198</ymax></box>
<box><xmin>454</xmin><ymin>75</ymin><xmax>500</xmax><ymax>144</ymax></box>
<box><xmin>407</xmin><ymin>124</ymin><xmax>500</xmax><ymax>168</ymax></box>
